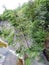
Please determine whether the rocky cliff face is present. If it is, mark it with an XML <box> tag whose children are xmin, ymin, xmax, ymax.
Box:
<box><xmin>0</xmin><ymin>21</ymin><xmax>32</xmax><ymax>51</ymax></box>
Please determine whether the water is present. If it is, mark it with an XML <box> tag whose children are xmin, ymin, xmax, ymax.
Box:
<box><xmin>0</xmin><ymin>48</ymin><xmax>9</xmax><ymax>64</ymax></box>
<box><xmin>0</xmin><ymin>54</ymin><xmax>5</xmax><ymax>63</ymax></box>
<box><xmin>0</xmin><ymin>47</ymin><xmax>20</xmax><ymax>65</ymax></box>
<box><xmin>0</xmin><ymin>48</ymin><xmax>9</xmax><ymax>55</ymax></box>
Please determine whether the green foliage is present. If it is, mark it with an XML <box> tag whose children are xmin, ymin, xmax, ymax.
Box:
<box><xmin>2</xmin><ymin>28</ymin><xmax>11</xmax><ymax>37</ymax></box>
<box><xmin>0</xmin><ymin>0</ymin><xmax>49</xmax><ymax>56</ymax></box>
<box><xmin>30</xmin><ymin>0</ymin><xmax>49</xmax><ymax>51</ymax></box>
<box><xmin>25</xmin><ymin>58</ymin><xmax>31</xmax><ymax>65</ymax></box>
<box><xmin>6</xmin><ymin>31</ymin><xmax>14</xmax><ymax>45</ymax></box>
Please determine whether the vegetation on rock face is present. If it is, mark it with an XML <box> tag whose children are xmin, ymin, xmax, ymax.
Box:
<box><xmin>0</xmin><ymin>0</ymin><xmax>49</xmax><ymax>65</ymax></box>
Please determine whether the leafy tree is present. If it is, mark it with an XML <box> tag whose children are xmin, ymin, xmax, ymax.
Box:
<box><xmin>0</xmin><ymin>0</ymin><xmax>49</xmax><ymax>54</ymax></box>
